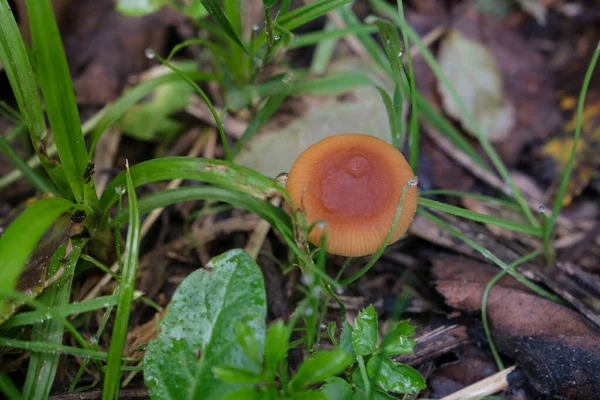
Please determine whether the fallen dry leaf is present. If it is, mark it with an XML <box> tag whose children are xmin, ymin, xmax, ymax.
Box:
<box><xmin>432</xmin><ymin>256</ymin><xmax>600</xmax><ymax>399</ymax></box>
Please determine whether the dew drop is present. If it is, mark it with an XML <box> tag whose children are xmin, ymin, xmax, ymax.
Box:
<box><xmin>304</xmin><ymin>308</ymin><xmax>314</xmax><ymax>316</ymax></box>
<box><xmin>316</xmin><ymin>221</ymin><xmax>326</xmax><ymax>229</ymax></box>
<box><xmin>275</xmin><ymin>172</ymin><xmax>288</xmax><ymax>183</ymax></box>
<box><xmin>538</xmin><ymin>205</ymin><xmax>546</xmax><ymax>213</ymax></box>
<box><xmin>252</xmin><ymin>24</ymin><xmax>260</xmax><ymax>32</ymax></box>
<box><xmin>115</xmin><ymin>185</ymin><xmax>126</xmax><ymax>196</ymax></box>
<box><xmin>398</xmin><ymin>51</ymin><xmax>403</xmax><ymax>57</ymax></box>
<box><xmin>301</xmin><ymin>274</ymin><xmax>315</xmax><ymax>286</ymax></box>
<box><xmin>145</xmin><ymin>48</ymin><xmax>156</xmax><ymax>59</ymax></box>
<box><xmin>408</xmin><ymin>176</ymin><xmax>418</xmax><ymax>187</ymax></box>
<box><xmin>274</xmin><ymin>34</ymin><xmax>280</xmax><ymax>41</ymax></box>
<box><xmin>335</xmin><ymin>287</ymin><xmax>344</xmax><ymax>295</ymax></box>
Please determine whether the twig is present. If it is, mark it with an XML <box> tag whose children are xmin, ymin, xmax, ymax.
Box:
<box><xmin>440</xmin><ymin>365</ymin><xmax>516</xmax><ymax>400</ymax></box>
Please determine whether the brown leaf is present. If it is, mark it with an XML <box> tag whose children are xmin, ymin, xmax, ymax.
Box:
<box><xmin>432</xmin><ymin>256</ymin><xmax>600</xmax><ymax>399</ymax></box>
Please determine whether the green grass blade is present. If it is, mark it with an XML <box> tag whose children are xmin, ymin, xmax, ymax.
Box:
<box><xmin>418</xmin><ymin>197</ymin><xmax>542</xmax><ymax>237</ymax></box>
<box><xmin>0</xmin><ymin>338</ymin><xmax>137</xmax><ymax>361</ymax></box>
<box><xmin>0</xmin><ymin>0</ymin><xmax>71</xmax><ymax>197</ymax></box>
<box><xmin>199</xmin><ymin>0</ymin><xmax>248</xmax><ymax>54</ymax></box>
<box><xmin>26</xmin><ymin>0</ymin><xmax>91</xmax><ymax>202</ymax></box>
<box><xmin>375</xmin><ymin>86</ymin><xmax>401</xmax><ymax>148</ymax></box>
<box><xmin>290</xmin><ymin>25</ymin><xmax>378</xmax><ymax>49</ymax></box>
<box><xmin>103</xmin><ymin>164</ymin><xmax>141</xmax><ymax>400</ymax></box>
<box><xmin>396</xmin><ymin>0</ymin><xmax>420</xmax><ymax>170</ymax></box>
<box><xmin>232</xmin><ymin>92</ymin><xmax>289</xmax><ymax>156</ymax></box>
<box><xmin>1</xmin><ymin>295</ymin><xmax>118</xmax><ymax>329</ymax></box>
<box><xmin>22</xmin><ymin>239</ymin><xmax>85</xmax><ymax>400</ymax></box>
<box><xmin>309</xmin><ymin>21</ymin><xmax>337</xmax><ymax>75</ymax></box>
<box><xmin>399</xmin><ymin>19</ymin><xmax>539</xmax><ymax>228</ymax></box>
<box><xmin>0</xmin><ymin>373</ymin><xmax>21</xmax><ymax>400</ymax></box>
<box><xmin>153</xmin><ymin>54</ymin><xmax>232</xmax><ymax>162</ymax></box>
<box><xmin>279</xmin><ymin>0</ymin><xmax>352</xmax><ymax>31</ymax></box>
<box><xmin>419</xmin><ymin>189</ymin><xmax>520</xmax><ymax>211</ymax></box>
<box><xmin>0</xmin><ymin>197</ymin><xmax>75</xmax><ymax>297</ymax></box>
<box><xmin>99</xmin><ymin>157</ymin><xmax>287</xmax><ymax>212</ymax></box>
<box><xmin>417</xmin><ymin>208</ymin><xmax>561</xmax><ymax>303</ymax></box>
<box><xmin>0</xmin><ymin>134</ymin><xmax>56</xmax><ymax>194</ymax></box>
<box><xmin>547</xmin><ymin>41</ymin><xmax>600</xmax><ymax>237</ymax></box>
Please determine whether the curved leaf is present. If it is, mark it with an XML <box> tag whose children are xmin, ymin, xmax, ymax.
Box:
<box><xmin>288</xmin><ymin>349</ymin><xmax>353</xmax><ymax>392</ymax></box>
<box><xmin>366</xmin><ymin>356</ymin><xmax>425</xmax><ymax>394</ymax></box>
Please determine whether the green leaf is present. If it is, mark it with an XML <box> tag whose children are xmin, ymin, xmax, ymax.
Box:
<box><xmin>144</xmin><ymin>249</ymin><xmax>267</xmax><ymax>400</ymax></box>
<box><xmin>0</xmin><ymin>0</ymin><xmax>70</xmax><ymax>197</ymax></box>
<box><xmin>0</xmin><ymin>372</ymin><xmax>21</xmax><ymax>400</ymax></box>
<box><xmin>339</xmin><ymin>322</ymin><xmax>355</xmax><ymax>357</ymax></box>
<box><xmin>26</xmin><ymin>0</ymin><xmax>90</xmax><ymax>202</ymax></box>
<box><xmin>22</xmin><ymin>239</ymin><xmax>84</xmax><ymax>400</ymax></box>
<box><xmin>378</xmin><ymin>320</ymin><xmax>415</xmax><ymax>356</ymax></box>
<box><xmin>116</xmin><ymin>0</ymin><xmax>165</xmax><ymax>16</ymax></box>
<box><xmin>0</xmin><ymin>198</ymin><xmax>74</xmax><ymax>297</ymax></box>
<box><xmin>235</xmin><ymin>321</ymin><xmax>261</xmax><ymax>366</ymax></box>
<box><xmin>290</xmin><ymin>391</ymin><xmax>330</xmax><ymax>400</ymax></box>
<box><xmin>352</xmin><ymin>305</ymin><xmax>378</xmax><ymax>356</ymax></box>
<box><xmin>119</xmin><ymin>80</ymin><xmax>194</xmax><ymax>142</ymax></box>
<box><xmin>366</xmin><ymin>356</ymin><xmax>426</xmax><ymax>394</ymax></box>
<box><xmin>278</xmin><ymin>0</ymin><xmax>352</xmax><ymax>31</ymax></box>
<box><xmin>437</xmin><ymin>30</ymin><xmax>515</xmax><ymax>142</ymax></box>
<box><xmin>327</xmin><ymin>321</ymin><xmax>338</xmax><ymax>347</ymax></box>
<box><xmin>103</xmin><ymin>166</ymin><xmax>142</xmax><ymax>400</ymax></box>
<box><xmin>0</xmin><ymin>135</ymin><xmax>56</xmax><ymax>194</ymax></box>
<box><xmin>288</xmin><ymin>349</ymin><xmax>353</xmax><ymax>392</ymax></box>
<box><xmin>199</xmin><ymin>0</ymin><xmax>248</xmax><ymax>54</ymax></box>
<box><xmin>264</xmin><ymin>320</ymin><xmax>288</xmax><ymax>377</ymax></box>
<box><xmin>212</xmin><ymin>366</ymin><xmax>262</xmax><ymax>383</ymax></box>
<box><xmin>350</xmin><ymin>369</ymin><xmax>394</xmax><ymax>400</ymax></box>
<box><xmin>222</xmin><ymin>388</ymin><xmax>261</xmax><ymax>400</ymax></box>
<box><xmin>321</xmin><ymin>377</ymin><xmax>352</xmax><ymax>400</ymax></box>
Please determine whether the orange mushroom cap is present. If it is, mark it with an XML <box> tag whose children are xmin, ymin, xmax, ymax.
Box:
<box><xmin>286</xmin><ymin>133</ymin><xmax>418</xmax><ymax>257</ymax></box>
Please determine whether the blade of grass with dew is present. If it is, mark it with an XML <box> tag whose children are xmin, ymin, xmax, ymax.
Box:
<box><xmin>165</xmin><ymin>39</ymin><xmax>228</xmax><ymax>65</ymax></box>
<box><xmin>0</xmin><ymin>373</ymin><xmax>21</xmax><ymax>400</ymax></box>
<box><xmin>417</xmin><ymin>208</ymin><xmax>562</xmax><ymax>303</ymax></box>
<box><xmin>199</xmin><ymin>0</ymin><xmax>248</xmax><ymax>54</ymax></box>
<box><xmin>153</xmin><ymin>54</ymin><xmax>232</xmax><ymax>161</ymax></box>
<box><xmin>418</xmin><ymin>197</ymin><xmax>542</xmax><ymax>237</ymax></box>
<box><xmin>340</xmin><ymin>179</ymin><xmax>412</xmax><ymax>286</ymax></box>
<box><xmin>224</xmin><ymin>0</ymin><xmax>245</xmax><ymax>84</ymax></box>
<box><xmin>0</xmin><ymin>198</ymin><xmax>76</xmax><ymax>296</ymax></box>
<box><xmin>396</xmin><ymin>0</ymin><xmax>420</xmax><ymax>170</ymax></box>
<box><xmin>290</xmin><ymin>24</ymin><xmax>379</xmax><ymax>49</ymax></box>
<box><xmin>308</xmin><ymin>21</ymin><xmax>338</xmax><ymax>76</ymax></box>
<box><xmin>0</xmin><ymin>135</ymin><xmax>56</xmax><ymax>194</ymax></box>
<box><xmin>481</xmin><ymin>249</ymin><xmax>542</xmax><ymax>371</ymax></box>
<box><xmin>419</xmin><ymin>189</ymin><xmax>521</xmax><ymax>211</ymax></box>
<box><xmin>0</xmin><ymin>0</ymin><xmax>71</xmax><ymax>197</ymax></box>
<box><xmin>26</xmin><ymin>0</ymin><xmax>91</xmax><ymax>203</ymax></box>
<box><xmin>103</xmin><ymin>164</ymin><xmax>141</xmax><ymax>400</ymax></box>
<box><xmin>547</xmin><ymin>41</ymin><xmax>600</xmax><ymax>237</ymax></box>
<box><xmin>278</xmin><ymin>0</ymin><xmax>352</xmax><ymax>31</ymax></box>
<box><xmin>1</xmin><ymin>295</ymin><xmax>118</xmax><ymax>329</ymax></box>
<box><xmin>23</xmin><ymin>238</ymin><xmax>85</xmax><ymax>400</ymax></box>
<box><xmin>398</xmin><ymin>19</ymin><xmax>538</xmax><ymax>228</ymax></box>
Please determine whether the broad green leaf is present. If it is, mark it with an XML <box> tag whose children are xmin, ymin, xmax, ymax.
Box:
<box><xmin>22</xmin><ymin>239</ymin><xmax>84</xmax><ymax>400</ymax></box>
<box><xmin>321</xmin><ymin>377</ymin><xmax>352</xmax><ymax>400</ymax></box>
<box><xmin>288</xmin><ymin>349</ymin><xmax>353</xmax><ymax>392</ymax></box>
<box><xmin>352</xmin><ymin>305</ymin><xmax>378</xmax><ymax>356</ymax></box>
<box><xmin>378</xmin><ymin>320</ymin><xmax>415</xmax><ymax>356</ymax></box>
<box><xmin>199</xmin><ymin>0</ymin><xmax>248</xmax><ymax>54</ymax></box>
<box><xmin>26</xmin><ymin>0</ymin><xmax>90</xmax><ymax>201</ymax></box>
<box><xmin>0</xmin><ymin>198</ymin><xmax>74</xmax><ymax>297</ymax></box>
<box><xmin>222</xmin><ymin>388</ymin><xmax>261</xmax><ymax>400</ymax></box>
<box><xmin>366</xmin><ymin>356</ymin><xmax>426</xmax><ymax>394</ymax></box>
<box><xmin>339</xmin><ymin>322</ymin><xmax>355</xmax><ymax>357</ymax></box>
<box><xmin>264</xmin><ymin>320</ymin><xmax>288</xmax><ymax>377</ymax></box>
<box><xmin>437</xmin><ymin>30</ymin><xmax>515</xmax><ymax>142</ymax></box>
<box><xmin>144</xmin><ymin>249</ymin><xmax>267</xmax><ymax>400</ymax></box>
<box><xmin>117</xmin><ymin>0</ymin><xmax>165</xmax><ymax>16</ymax></box>
<box><xmin>103</xmin><ymin>166</ymin><xmax>141</xmax><ymax>400</ymax></box>
<box><xmin>290</xmin><ymin>391</ymin><xmax>330</xmax><ymax>400</ymax></box>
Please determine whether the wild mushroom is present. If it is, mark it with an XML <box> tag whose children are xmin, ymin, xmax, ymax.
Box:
<box><xmin>286</xmin><ymin>133</ymin><xmax>418</xmax><ymax>257</ymax></box>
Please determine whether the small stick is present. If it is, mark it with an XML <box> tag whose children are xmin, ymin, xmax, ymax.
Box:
<box><xmin>440</xmin><ymin>365</ymin><xmax>516</xmax><ymax>400</ymax></box>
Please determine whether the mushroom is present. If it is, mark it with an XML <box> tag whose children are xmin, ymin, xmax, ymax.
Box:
<box><xmin>286</xmin><ymin>133</ymin><xmax>418</xmax><ymax>257</ymax></box>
